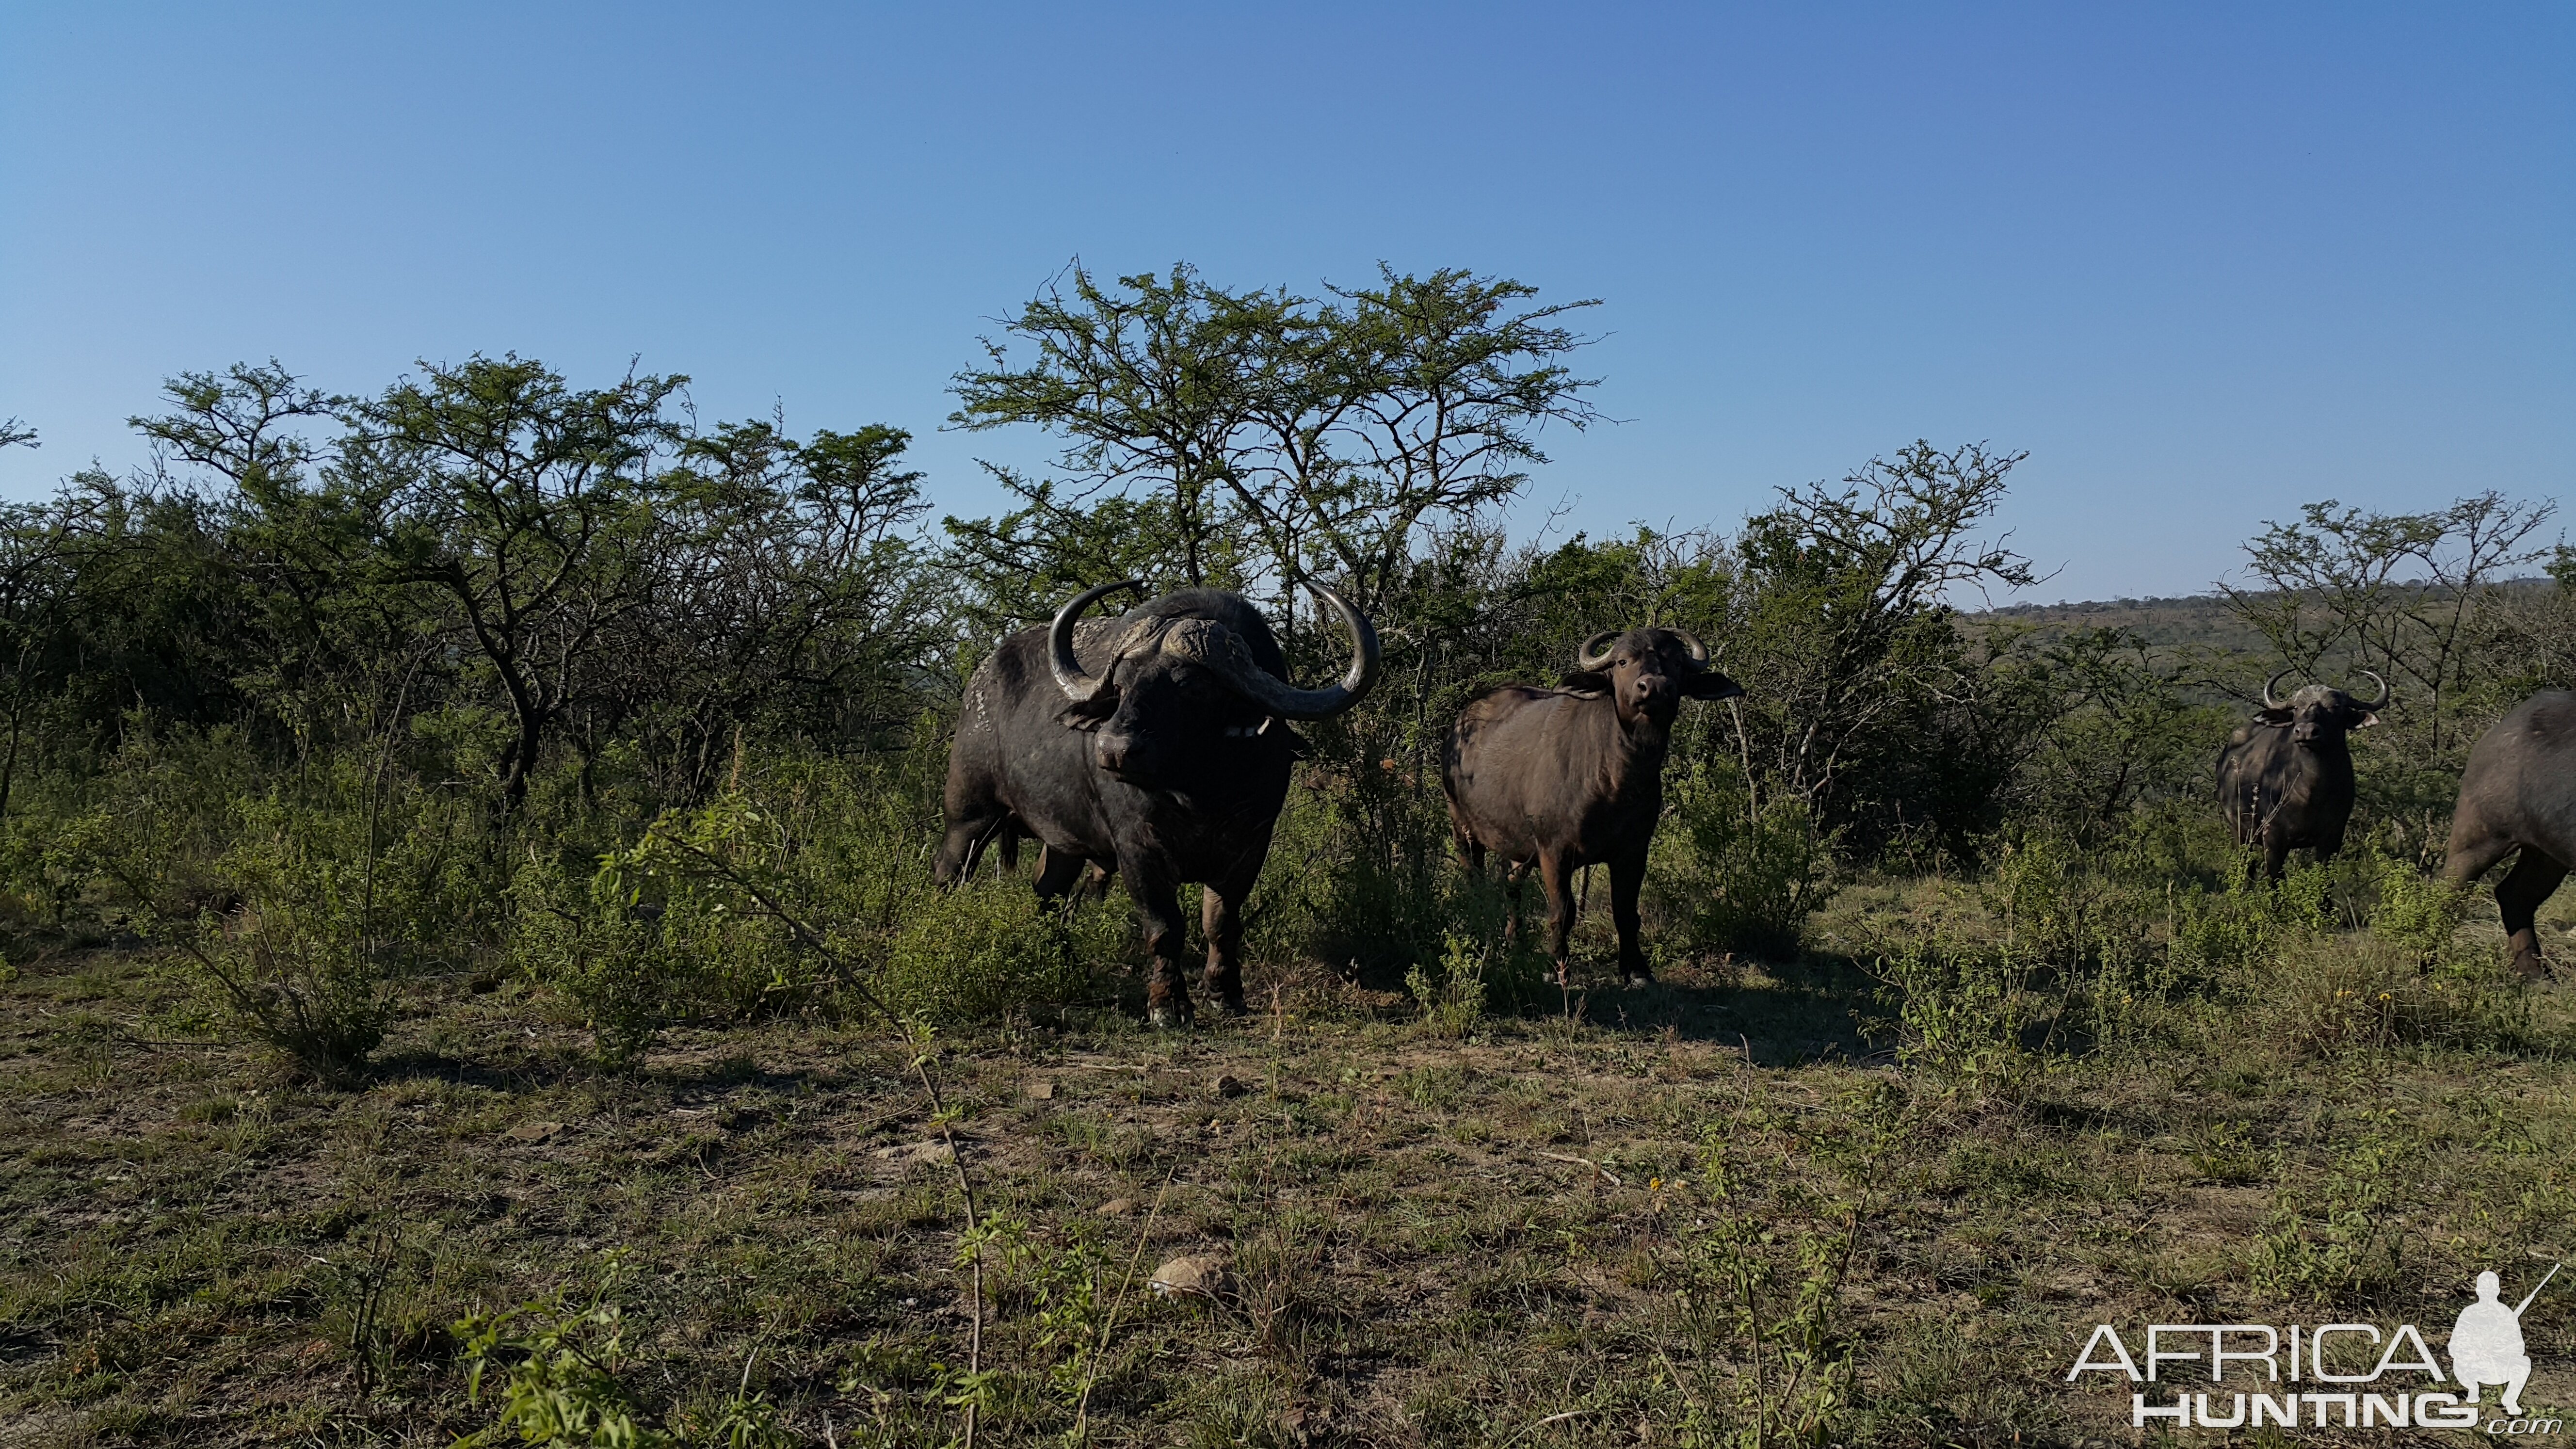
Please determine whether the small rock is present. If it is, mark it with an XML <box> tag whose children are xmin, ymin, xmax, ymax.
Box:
<box><xmin>871</xmin><ymin>1140</ymin><xmax>955</xmax><ymax>1166</ymax></box>
<box><xmin>1211</xmin><ymin>1073</ymin><xmax>1248</xmax><ymax>1098</ymax></box>
<box><xmin>504</xmin><ymin>1120</ymin><xmax>563</xmax><ymax>1144</ymax></box>
<box><xmin>1026</xmin><ymin>1079</ymin><xmax>1056</xmax><ymax>1101</ymax></box>
<box><xmin>1148</xmin><ymin>1253</ymin><xmax>1227</xmax><ymax>1299</ymax></box>
<box><xmin>1095</xmin><ymin>1197</ymin><xmax>1137</xmax><ymax>1218</ymax></box>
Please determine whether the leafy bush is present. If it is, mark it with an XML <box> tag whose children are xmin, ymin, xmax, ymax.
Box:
<box><xmin>880</xmin><ymin>881</ymin><xmax>1119</xmax><ymax>1024</ymax></box>
<box><xmin>455</xmin><ymin>1251</ymin><xmax>793</xmax><ymax>1449</ymax></box>
<box><xmin>1652</xmin><ymin>784</ymin><xmax>1835</xmax><ymax>963</ymax></box>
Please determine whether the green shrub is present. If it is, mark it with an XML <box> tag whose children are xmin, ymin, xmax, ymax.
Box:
<box><xmin>455</xmin><ymin>1251</ymin><xmax>793</xmax><ymax>1449</ymax></box>
<box><xmin>1653</xmin><ymin>784</ymin><xmax>1835</xmax><ymax>962</ymax></box>
<box><xmin>879</xmin><ymin>881</ymin><xmax>1116</xmax><ymax>1024</ymax></box>
<box><xmin>511</xmin><ymin>862</ymin><xmax>670</xmax><ymax>1069</ymax></box>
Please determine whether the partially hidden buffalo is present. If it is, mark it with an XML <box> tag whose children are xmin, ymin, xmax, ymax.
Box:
<box><xmin>1441</xmin><ymin>627</ymin><xmax>1744</xmax><ymax>986</ymax></box>
<box><xmin>2443</xmin><ymin>690</ymin><xmax>2576</xmax><ymax>979</ymax></box>
<box><xmin>2217</xmin><ymin>670</ymin><xmax>2389</xmax><ymax>881</ymax></box>
<box><xmin>937</xmin><ymin>580</ymin><xmax>1380</xmax><ymax>1026</ymax></box>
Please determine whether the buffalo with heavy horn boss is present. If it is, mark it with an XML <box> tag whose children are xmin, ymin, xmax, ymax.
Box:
<box><xmin>937</xmin><ymin>580</ymin><xmax>1380</xmax><ymax>1026</ymax></box>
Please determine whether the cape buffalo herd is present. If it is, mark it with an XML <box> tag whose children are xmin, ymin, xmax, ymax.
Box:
<box><xmin>942</xmin><ymin>582</ymin><xmax>2564</xmax><ymax>1027</ymax></box>
<box><xmin>1440</xmin><ymin>627</ymin><xmax>1743</xmax><ymax>986</ymax></box>
<box><xmin>2443</xmin><ymin>691</ymin><xmax>2576</xmax><ymax>979</ymax></box>
<box><xmin>937</xmin><ymin>580</ymin><xmax>1379</xmax><ymax>1027</ymax></box>
<box><xmin>2216</xmin><ymin>670</ymin><xmax>2388</xmax><ymax>882</ymax></box>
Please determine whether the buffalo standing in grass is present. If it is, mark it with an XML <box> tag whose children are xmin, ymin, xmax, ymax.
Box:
<box><xmin>2217</xmin><ymin>670</ymin><xmax>2389</xmax><ymax>881</ymax></box>
<box><xmin>1442</xmin><ymin>627</ymin><xmax>1744</xmax><ymax>986</ymax></box>
<box><xmin>937</xmin><ymin>580</ymin><xmax>1380</xmax><ymax>1026</ymax></box>
<box><xmin>2443</xmin><ymin>691</ymin><xmax>2576</xmax><ymax>979</ymax></box>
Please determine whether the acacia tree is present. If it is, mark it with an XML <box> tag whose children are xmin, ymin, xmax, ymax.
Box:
<box><xmin>949</xmin><ymin>265</ymin><xmax>1287</xmax><ymax>593</ymax></box>
<box><xmin>1723</xmin><ymin>441</ymin><xmax>2042</xmax><ymax>840</ymax></box>
<box><xmin>945</xmin><ymin>262</ymin><xmax>1599</xmax><ymax>622</ymax></box>
<box><xmin>596</xmin><ymin>418</ymin><xmax>944</xmax><ymax>797</ymax></box>
<box><xmin>343</xmin><ymin>356</ymin><xmax>685</xmax><ymax>813</ymax></box>
<box><xmin>2219</xmin><ymin>491</ymin><xmax>2556</xmax><ymax>753</ymax></box>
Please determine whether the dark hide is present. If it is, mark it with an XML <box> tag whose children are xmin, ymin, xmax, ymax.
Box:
<box><xmin>1440</xmin><ymin>627</ymin><xmax>1743</xmax><ymax>985</ymax></box>
<box><xmin>937</xmin><ymin>588</ymin><xmax>1365</xmax><ymax>1027</ymax></box>
<box><xmin>2443</xmin><ymin>690</ymin><xmax>2576</xmax><ymax>979</ymax></box>
<box><xmin>2216</xmin><ymin>681</ymin><xmax>2382</xmax><ymax>881</ymax></box>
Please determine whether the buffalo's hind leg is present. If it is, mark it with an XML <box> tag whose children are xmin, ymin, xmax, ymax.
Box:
<box><xmin>1610</xmin><ymin>848</ymin><xmax>1652</xmax><ymax>985</ymax></box>
<box><xmin>2495</xmin><ymin>849</ymin><xmax>2568</xmax><ymax>980</ymax></box>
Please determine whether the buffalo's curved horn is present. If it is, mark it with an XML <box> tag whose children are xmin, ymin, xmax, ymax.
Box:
<box><xmin>2352</xmin><ymin>670</ymin><xmax>2390</xmax><ymax>711</ymax></box>
<box><xmin>1209</xmin><ymin>582</ymin><xmax>1382</xmax><ymax>720</ymax></box>
<box><xmin>1048</xmin><ymin>579</ymin><xmax>1145</xmax><ymax>703</ymax></box>
<box><xmin>2261</xmin><ymin>669</ymin><xmax>2293</xmax><ymax>709</ymax></box>
<box><xmin>1576</xmin><ymin>631</ymin><xmax>1623</xmax><ymax>671</ymax></box>
<box><xmin>1664</xmin><ymin>627</ymin><xmax>1710</xmax><ymax>666</ymax></box>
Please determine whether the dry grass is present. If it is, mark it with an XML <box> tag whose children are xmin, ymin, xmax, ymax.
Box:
<box><xmin>1</xmin><ymin>881</ymin><xmax>2572</xmax><ymax>1446</ymax></box>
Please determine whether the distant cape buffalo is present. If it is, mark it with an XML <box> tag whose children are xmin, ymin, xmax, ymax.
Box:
<box><xmin>937</xmin><ymin>580</ymin><xmax>1380</xmax><ymax>1026</ymax></box>
<box><xmin>1442</xmin><ymin>626</ymin><xmax>1744</xmax><ymax>985</ymax></box>
<box><xmin>2444</xmin><ymin>690</ymin><xmax>2576</xmax><ymax>979</ymax></box>
<box><xmin>2218</xmin><ymin>670</ymin><xmax>2388</xmax><ymax>881</ymax></box>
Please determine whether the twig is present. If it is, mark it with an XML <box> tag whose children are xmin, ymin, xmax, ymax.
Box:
<box><xmin>1537</xmin><ymin>1152</ymin><xmax>1623</xmax><ymax>1188</ymax></box>
<box><xmin>1495</xmin><ymin>1406</ymin><xmax>1599</xmax><ymax>1448</ymax></box>
<box><xmin>914</xmin><ymin>1054</ymin><xmax>982</xmax><ymax>1449</ymax></box>
<box><xmin>1071</xmin><ymin>1171</ymin><xmax>1175</xmax><ymax>1445</ymax></box>
<box><xmin>661</xmin><ymin>832</ymin><xmax>897</xmax><ymax>1024</ymax></box>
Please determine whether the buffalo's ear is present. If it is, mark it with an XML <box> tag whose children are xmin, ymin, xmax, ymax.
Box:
<box><xmin>2254</xmin><ymin>708</ymin><xmax>2293</xmax><ymax>727</ymax></box>
<box><xmin>1559</xmin><ymin>670</ymin><xmax>1612</xmax><ymax>695</ymax></box>
<box><xmin>2351</xmin><ymin>710</ymin><xmax>2381</xmax><ymax>730</ymax></box>
<box><xmin>1684</xmin><ymin>669</ymin><xmax>1746</xmax><ymax>701</ymax></box>
<box><xmin>1055</xmin><ymin>698</ymin><xmax>1114</xmax><ymax>731</ymax></box>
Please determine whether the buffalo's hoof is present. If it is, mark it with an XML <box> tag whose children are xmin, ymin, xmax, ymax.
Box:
<box><xmin>1148</xmin><ymin>1001</ymin><xmax>1196</xmax><ymax>1030</ymax></box>
<box><xmin>1215</xmin><ymin>994</ymin><xmax>1249</xmax><ymax>1017</ymax></box>
<box><xmin>1622</xmin><ymin>969</ymin><xmax>1655</xmax><ymax>988</ymax></box>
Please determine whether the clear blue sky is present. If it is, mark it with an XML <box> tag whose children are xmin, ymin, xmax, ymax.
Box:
<box><xmin>2</xmin><ymin>2</ymin><xmax>2568</xmax><ymax>601</ymax></box>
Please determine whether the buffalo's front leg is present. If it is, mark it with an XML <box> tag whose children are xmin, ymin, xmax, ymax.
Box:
<box><xmin>1200</xmin><ymin>886</ymin><xmax>1250</xmax><ymax>1015</ymax></box>
<box><xmin>1126</xmin><ymin>862</ymin><xmax>1194</xmax><ymax>1029</ymax></box>
<box><xmin>1539</xmin><ymin>851</ymin><xmax>1579</xmax><ymax>987</ymax></box>
<box><xmin>1610</xmin><ymin>849</ymin><xmax>1652</xmax><ymax>984</ymax></box>
<box><xmin>1198</xmin><ymin>829</ymin><xmax>1271</xmax><ymax>1015</ymax></box>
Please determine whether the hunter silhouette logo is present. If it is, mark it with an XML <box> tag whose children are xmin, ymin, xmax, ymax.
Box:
<box><xmin>2067</xmin><ymin>1262</ymin><xmax>2563</xmax><ymax>1432</ymax></box>
<box><xmin>2454</xmin><ymin>1265</ymin><xmax>2559</xmax><ymax>1417</ymax></box>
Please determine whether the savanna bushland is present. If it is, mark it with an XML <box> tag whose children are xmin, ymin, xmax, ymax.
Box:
<box><xmin>2</xmin><ymin>265</ymin><xmax>2571</xmax><ymax>1447</ymax></box>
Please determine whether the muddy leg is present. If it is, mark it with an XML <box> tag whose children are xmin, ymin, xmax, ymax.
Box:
<box><xmin>1126</xmin><ymin>863</ymin><xmax>1195</xmax><ymax>1029</ymax></box>
<box><xmin>1200</xmin><ymin>886</ymin><xmax>1250</xmax><ymax>1015</ymax></box>
<box><xmin>2495</xmin><ymin>849</ymin><xmax>2568</xmax><ymax>980</ymax></box>
<box><xmin>1540</xmin><ymin>852</ymin><xmax>1578</xmax><ymax>987</ymax></box>
<box><xmin>1610</xmin><ymin>850</ymin><xmax>1651</xmax><ymax>984</ymax></box>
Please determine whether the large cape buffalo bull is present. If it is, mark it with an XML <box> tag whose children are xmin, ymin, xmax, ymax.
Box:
<box><xmin>937</xmin><ymin>580</ymin><xmax>1380</xmax><ymax>1027</ymax></box>
<box><xmin>2443</xmin><ymin>691</ymin><xmax>2576</xmax><ymax>979</ymax></box>
<box><xmin>2217</xmin><ymin>670</ymin><xmax>2388</xmax><ymax>881</ymax></box>
<box><xmin>1441</xmin><ymin>627</ymin><xmax>1744</xmax><ymax>986</ymax></box>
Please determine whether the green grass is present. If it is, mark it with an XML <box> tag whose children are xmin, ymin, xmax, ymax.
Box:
<box><xmin>1</xmin><ymin>877</ymin><xmax>2571</xmax><ymax>1446</ymax></box>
